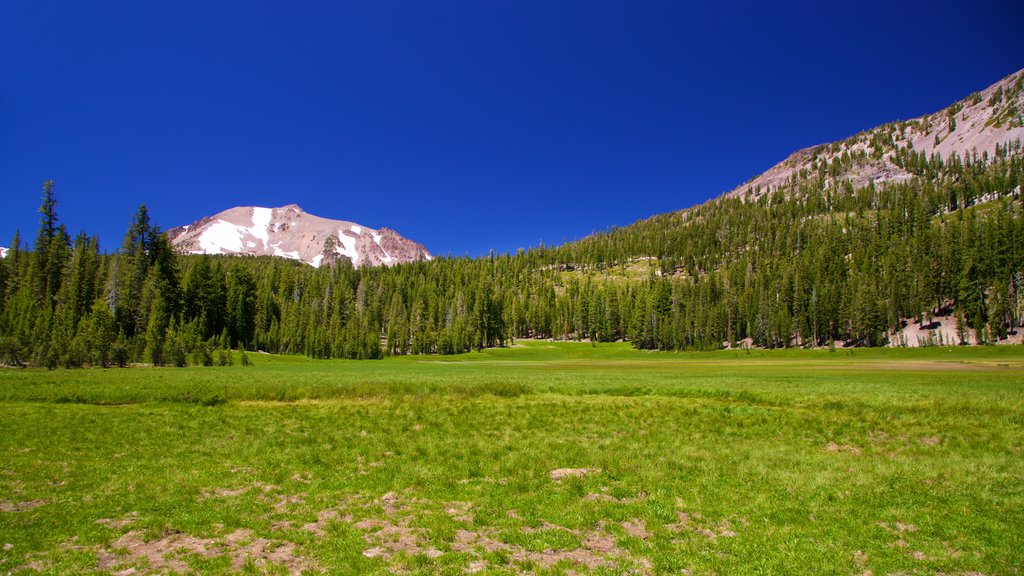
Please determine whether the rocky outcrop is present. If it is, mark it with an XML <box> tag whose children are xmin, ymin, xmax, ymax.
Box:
<box><xmin>726</xmin><ymin>68</ymin><xmax>1024</xmax><ymax>200</ymax></box>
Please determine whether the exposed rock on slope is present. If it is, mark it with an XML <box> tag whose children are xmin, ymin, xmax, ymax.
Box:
<box><xmin>167</xmin><ymin>205</ymin><xmax>432</xmax><ymax>268</ymax></box>
<box><xmin>726</xmin><ymin>68</ymin><xmax>1024</xmax><ymax>200</ymax></box>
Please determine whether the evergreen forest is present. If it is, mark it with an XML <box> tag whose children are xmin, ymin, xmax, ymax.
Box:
<box><xmin>1</xmin><ymin>139</ymin><xmax>1023</xmax><ymax>367</ymax></box>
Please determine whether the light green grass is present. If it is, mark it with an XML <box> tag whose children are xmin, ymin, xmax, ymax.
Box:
<box><xmin>1</xmin><ymin>342</ymin><xmax>1022</xmax><ymax>574</ymax></box>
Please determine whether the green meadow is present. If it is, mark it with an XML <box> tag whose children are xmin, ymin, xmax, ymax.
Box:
<box><xmin>1</xmin><ymin>342</ymin><xmax>1022</xmax><ymax>575</ymax></box>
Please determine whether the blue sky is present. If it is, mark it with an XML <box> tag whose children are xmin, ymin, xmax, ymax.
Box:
<box><xmin>2</xmin><ymin>1</ymin><xmax>1022</xmax><ymax>257</ymax></box>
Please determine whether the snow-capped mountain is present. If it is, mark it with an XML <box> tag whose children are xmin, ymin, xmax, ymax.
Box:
<box><xmin>166</xmin><ymin>205</ymin><xmax>432</xmax><ymax>268</ymax></box>
<box><xmin>0</xmin><ymin>247</ymin><xmax>7</xmax><ymax>259</ymax></box>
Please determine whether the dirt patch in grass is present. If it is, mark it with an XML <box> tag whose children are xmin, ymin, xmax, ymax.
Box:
<box><xmin>0</xmin><ymin>499</ymin><xmax>46</xmax><ymax>512</ymax></box>
<box><xmin>879</xmin><ymin>521</ymin><xmax>918</xmax><ymax>533</ymax></box>
<box><xmin>454</xmin><ymin>519</ymin><xmax>652</xmax><ymax>572</ymax></box>
<box><xmin>358</xmin><ymin>518</ymin><xmax>442</xmax><ymax>560</ymax></box>
<box><xmin>825</xmin><ymin>442</ymin><xmax>863</xmax><ymax>455</ymax></box>
<box><xmin>620</xmin><ymin>519</ymin><xmax>650</xmax><ymax>540</ymax></box>
<box><xmin>550</xmin><ymin>467</ymin><xmax>600</xmax><ymax>481</ymax></box>
<box><xmin>299</xmin><ymin>492</ymin><xmax>444</xmax><ymax>561</ymax></box>
<box><xmin>664</xmin><ymin>509</ymin><xmax>738</xmax><ymax>540</ymax></box>
<box><xmin>302</xmin><ymin>510</ymin><xmax>346</xmax><ymax>536</ymax></box>
<box><xmin>445</xmin><ymin>501</ymin><xmax>474</xmax><ymax>523</ymax></box>
<box><xmin>272</xmin><ymin>494</ymin><xmax>305</xmax><ymax>513</ymax></box>
<box><xmin>583</xmin><ymin>491</ymin><xmax>646</xmax><ymax>504</ymax></box>
<box><xmin>16</xmin><ymin>555</ymin><xmax>50</xmax><ymax>572</ymax></box>
<box><xmin>96</xmin><ymin>512</ymin><xmax>139</xmax><ymax>530</ymax></box>
<box><xmin>97</xmin><ymin>527</ymin><xmax>318</xmax><ymax>575</ymax></box>
<box><xmin>98</xmin><ymin>530</ymin><xmax>217</xmax><ymax>573</ymax></box>
<box><xmin>200</xmin><ymin>481</ymin><xmax>279</xmax><ymax>500</ymax></box>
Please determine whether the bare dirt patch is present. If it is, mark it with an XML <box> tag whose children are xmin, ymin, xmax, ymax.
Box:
<box><xmin>200</xmin><ymin>481</ymin><xmax>279</xmax><ymax>500</ymax></box>
<box><xmin>0</xmin><ymin>499</ymin><xmax>46</xmax><ymax>512</ymax></box>
<box><xmin>520</xmin><ymin>520</ymin><xmax>572</xmax><ymax>534</ymax></box>
<box><xmin>454</xmin><ymin>519</ymin><xmax>653</xmax><ymax>573</ymax></box>
<box><xmin>583</xmin><ymin>490</ymin><xmax>646</xmax><ymax>504</ymax></box>
<box><xmin>879</xmin><ymin>521</ymin><xmax>918</xmax><ymax>533</ymax></box>
<box><xmin>825</xmin><ymin>442</ymin><xmax>863</xmax><ymax>455</ymax></box>
<box><xmin>96</xmin><ymin>512</ymin><xmax>139</xmax><ymax>530</ymax></box>
<box><xmin>854</xmin><ymin>549</ymin><xmax>868</xmax><ymax>567</ymax></box>
<box><xmin>358</xmin><ymin>518</ymin><xmax>442</xmax><ymax>560</ymax></box>
<box><xmin>620</xmin><ymin>519</ymin><xmax>650</xmax><ymax>540</ymax></box>
<box><xmin>445</xmin><ymin>501</ymin><xmax>474</xmax><ymax>523</ymax></box>
<box><xmin>302</xmin><ymin>510</ymin><xmax>345</xmax><ymax>536</ymax></box>
<box><xmin>97</xmin><ymin>527</ymin><xmax>318</xmax><ymax>575</ymax></box>
<box><xmin>550</xmin><ymin>467</ymin><xmax>600</xmax><ymax>481</ymax></box>
<box><xmin>664</xmin><ymin>509</ymin><xmax>738</xmax><ymax>540</ymax></box>
<box><xmin>272</xmin><ymin>494</ymin><xmax>305</xmax><ymax>513</ymax></box>
<box><xmin>98</xmin><ymin>530</ymin><xmax>217</xmax><ymax>573</ymax></box>
<box><xmin>300</xmin><ymin>491</ymin><xmax>446</xmax><ymax>561</ymax></box>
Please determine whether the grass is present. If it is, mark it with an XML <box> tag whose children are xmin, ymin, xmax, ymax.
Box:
<box><xmin>1</xmin><ymin>341</ymin><xmax>1022</xmax><ymax>574</ymax></box>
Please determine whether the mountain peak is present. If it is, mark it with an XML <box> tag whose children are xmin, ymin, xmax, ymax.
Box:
<box><xmin>725</xmin><ymin>68</ymin><xmax>1024</xmax><ymax>201</ymax></box>
<box><xmin>167</xmin><ymin>205</ymin><xmax>431</xmax><ymax>267</ymax></box>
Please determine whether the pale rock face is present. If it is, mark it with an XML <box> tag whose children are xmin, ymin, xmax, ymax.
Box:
<box><xmin>725</xmin><ymin>68</ymin><xmax>1024</xmax><ymax>201</ymax></box>
<box><xmin>166</xmin><ymin>204</ymin><xmax>432</xmax><ymax>267</ymax></box>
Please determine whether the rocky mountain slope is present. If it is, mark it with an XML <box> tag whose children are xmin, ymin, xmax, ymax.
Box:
<box><xmin>167</xmin><ymin>204</ymin><xmax>432</xmax><ymax>267</ymax></box>
<box><xmin>726</xmin><ymin>68</ymin><xmax>1024</xmax><ymax>200</ymax></box>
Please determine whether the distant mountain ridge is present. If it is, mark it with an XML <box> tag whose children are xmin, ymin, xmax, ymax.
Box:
<box><xmin>167</xmin><ymin>204</ymin><xmax>431</xmax><ymax>267</ymax></box>
<box><xmin>725</xmin><ymin>68</ymin><xmax>1024</xmax><ymax>201</ymax></box>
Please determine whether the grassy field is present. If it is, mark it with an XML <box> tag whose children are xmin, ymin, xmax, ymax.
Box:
<box><xmin>1</xmin><ymin>342</ymin><xmax>1022</xmax><ymax>575</ymax></box>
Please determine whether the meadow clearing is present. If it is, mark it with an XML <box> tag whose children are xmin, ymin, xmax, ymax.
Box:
<box><xmin>1</xmin><ymin>342</ymin><xmax>1022</xmax><ymax>575</ymax></box>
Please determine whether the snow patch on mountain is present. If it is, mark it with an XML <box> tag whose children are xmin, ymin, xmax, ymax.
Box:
<box><xmin>198</xmin><ymin>220</ymin><xmax>246</xmax><ymax>254</ymax></box>
<box><xmin>336</xmin><ymin>228</ymin><xmax>358</xmax><ymax>266</ymax></box>
<box><xmin>0</xmin><ymin>247</ymin><xmax>7</xmax><ymax>259</ymax></box>
<box><xmin>251</xmin><ymin>206</ymin><xmax>272</xmax><ymax>249</ymax></box>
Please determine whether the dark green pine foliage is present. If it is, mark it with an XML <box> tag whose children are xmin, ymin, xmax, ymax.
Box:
<box><xmin>2</xmin><ymin>141</ymin><xmax>1023</xmax><ymax>366</ymax></box>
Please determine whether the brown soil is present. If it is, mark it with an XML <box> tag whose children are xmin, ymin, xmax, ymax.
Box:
<box><xmin>444</xmin><ymin>501</ymin><xmax>474</xmax><ymax>523</ymax></box>
<box><xmin>879</xmin><ymin>521</ymin><xmax>918</xmax><ymax>533</ymax></box>
<box><xmin>95</xmin><ymin>512</ymin><xmax>139</xmax><ymax>530</ymax></box>
<box><xmin>97</xmin><ymin>527</ymin><xmax>318</xmax><ymax>575</ymax></box>
<box><xmin>549</xmin><ymin>467</ymin><xmax>600</xmax><ymax>481</ymax></box>
<box><xmin>358</xmin><ymin>518</ymin><xmax>442</xmax><ymax>560</ymax></box>
<box><xmin>454</xmin><ymin>528</ymin><xmax>624</xmax><ymax>571</ymax></box>
<box><xmin>665</xmin><ymin>509</ymin><xmax>738</xmax><ymax>540</ymax></box>
<box><xmin>620</xmin><ymin>519</ymin><xmax>650</xmax><ymax>540</ymax></box>
<box><xmin>583</xmin><ymin>491</ymin><xmax>646</xmax><ymax>504</ymax></box>
<box><xmin>200</xmin><ymin>481</ymin><xmax>279</xmax><ymax>500</ymax></box>
<box><xmin>825</xmin><ymin>442</ymin><xmax>863</xmax><ymax>455</ymax></box>
<box><xmin>0</xmin><ymin>499</ymin><xmax>46</xmax><ymax>512</ymax></box>
<box><xmin>272</xmin><ymin>494</ymin><xmax>305</xmax><ymax>513</ymax></box>
<box><xmin>302</xmin><ymin>510</ymin><xmax>344</xmax><ymax>536</ymax></box>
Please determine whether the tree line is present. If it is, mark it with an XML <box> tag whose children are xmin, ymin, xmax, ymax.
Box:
<box><xmin>1</xmin><ymin>141</ymin><xmax>1022</xmax><ymax>366</ymax></box>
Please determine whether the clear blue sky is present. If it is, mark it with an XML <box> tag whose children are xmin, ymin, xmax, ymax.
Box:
<box><xmin>2</xmin><ymin>1</ymin><xmax>1022</xmax><ymax>257</ymax></box>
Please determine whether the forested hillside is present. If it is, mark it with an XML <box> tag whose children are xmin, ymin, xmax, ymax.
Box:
<box><xmin>2</xmin><ymin>73</ymin><xmax>1023</xmax><ymax>366</ymax></box>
